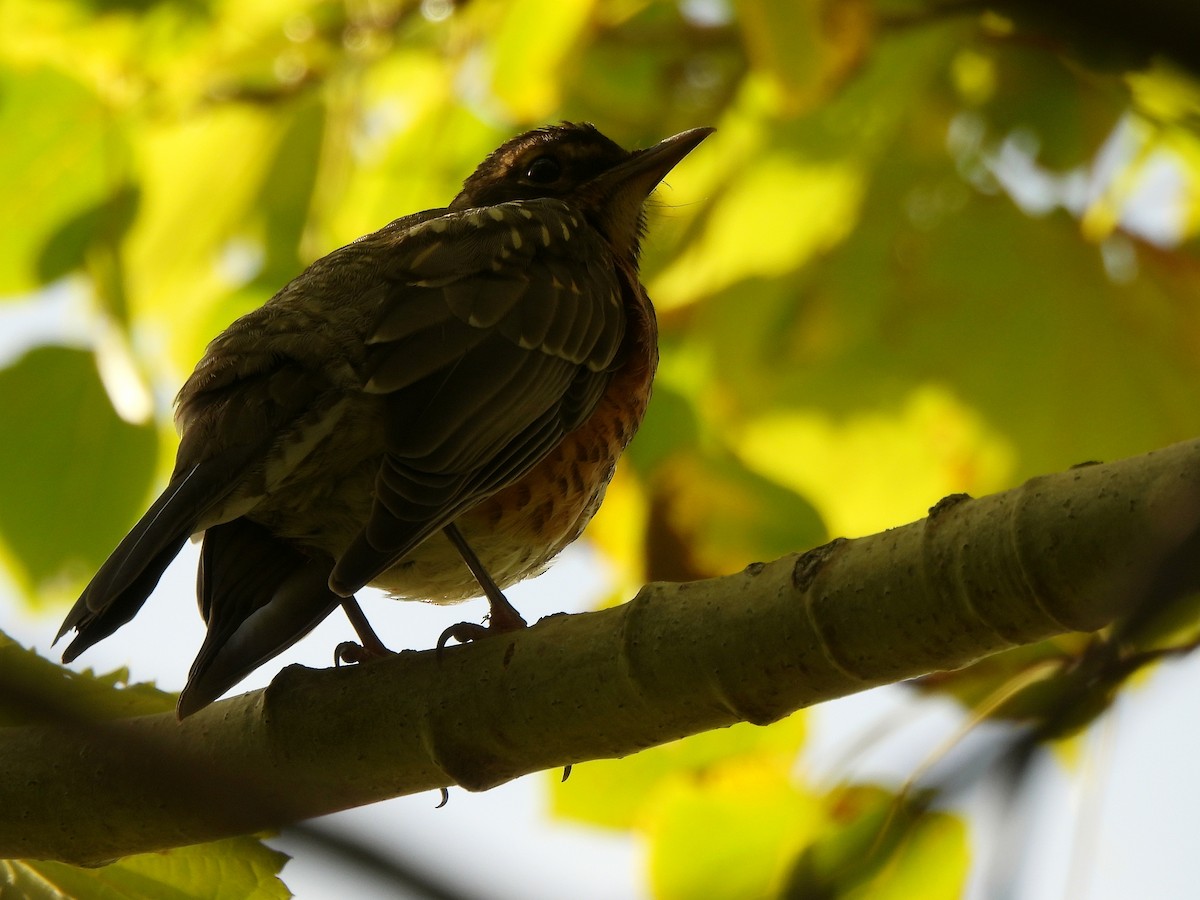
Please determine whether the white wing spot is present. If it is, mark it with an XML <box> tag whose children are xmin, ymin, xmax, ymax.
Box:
<box><xmin>428</xmin><ymin>219</ymin><xmax>448</xmax><ymax>233</ymax></box>
<box><xmin>560</xmin><ymin>222</ymin><xmax>571</xmax><ymax>240</ymax></box>
<box><xmin>510</xmin><ymin>229</ymin><xmax>523</xmax><ymax>249</ymax></box>
<box><xmin>540</xmin><ymin>225</ymin><xmax>551</xmax><ymax>246</ymax></box>
<box><xmin>487</xmin><ymin>207</ymin><xmax>505</xmax><ymax>222</ymax></box>
<box><xmin>517</xmin><ymin>207</ymin><xmax>534</xmax><ymax>220</ymax></box>
<box><xmin>409</xmin><ymin>242</ymin><xmax>440</xmax><ymax>268</ymax></box>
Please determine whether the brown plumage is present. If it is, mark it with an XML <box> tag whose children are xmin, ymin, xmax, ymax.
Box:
<box><xmin>55</xmin><ymin>123</ymin><xmax>712</xmax><ymax>717</ymax></box>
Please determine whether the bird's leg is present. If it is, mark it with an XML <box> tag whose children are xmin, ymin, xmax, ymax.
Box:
<box><xmin>335</xmin><ymin>595</ymin><xmax>393</xmax><ymax>666</ymax></box>
<box><xmin>438</xmin><ymin>522</ymin><xmax>528</xmax><ymax>649</ymax></box>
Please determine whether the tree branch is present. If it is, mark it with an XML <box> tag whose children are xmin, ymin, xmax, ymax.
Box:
<box><xmin>5</xmin><ymin>438</ymin><xmax>1200</xmax><ymax>865</ymax></box>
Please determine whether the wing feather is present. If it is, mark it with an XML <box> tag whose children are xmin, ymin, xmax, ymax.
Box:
<box><xmin>329</xmin><ymin>199</ymin><xmax>629</xmax><ymax>595</ymax></box>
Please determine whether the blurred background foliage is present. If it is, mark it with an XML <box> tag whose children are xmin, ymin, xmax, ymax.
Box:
<box><xmin>4</xmin><ymin>0</ymin><xmax>1200</xmax><ymax>896</ymax></box>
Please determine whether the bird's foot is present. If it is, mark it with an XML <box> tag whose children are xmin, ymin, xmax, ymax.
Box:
<box><xmin>335</xmin><ymin>640</ymin><xmax>393</xmax><ymax>667</ymax></box>
<box><xmin>335</xmin><ymin>596</ymin><xmax>392</xmax><ymax>666</ymax></box>
<box><xmin>436</xmin><ymin>602</ymin><xmax>528</xmax><ymax>653</ymax></box>
<box><xmin>437</xmin><ymin>522</ymin><xmax>529</xmax><ymax>653</ymax></box>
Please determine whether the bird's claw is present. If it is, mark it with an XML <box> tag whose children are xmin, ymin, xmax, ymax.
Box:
<box><xmin>334</xmin><ymin>639</ymin><xmax>393</xmax><ymax>667</ymax></box>
<box><xmin>436</xmin><ymin>622</ymin><xmax>492</xmax><ymax>652</ymax></box>
<box><xmin>436</xmin><ymin>607</ymin><xmax>529</xmax><ymax>657</ymax></box>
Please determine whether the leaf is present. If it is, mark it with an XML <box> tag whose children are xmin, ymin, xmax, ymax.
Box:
<box><xmin>738</xmin><ymin>0</ymin><xmax>872</xmax><ymax>115</ymax></box>
<box><xmin>37</xmin><ymin>185</ymin><xmax>141</xmax><ymax>287</ymax></box>
<box><xmin>792</xmin><ymin>787</ymin><xmax>969</xmax><ymax>897</ymax></box>
<box><xmin>651</xmin><ymin>146</ymin><xmax>866</xmax><ymax>306</ymax></box>
<box><xmin>647</xmin><ymin>17</ymin><xmax>966</xmax><ymax>310</ymax></box>
<box><xmin>816</xmin><ymin>177</ymin><xmax>1200</xmax><ymax>477</ymax></box>
<box><xmin>480</xmin><ymin>0</ymin><xmax>598</xmax><ymax>120</ymax></box>
<box><xmin>646</xmin><ymin>449</ymin><xmax>826</xmax><ymax>580</ymax></box>
<box><xmin>842</xmin><ymin>807</ymin><xmax>968</xmax><ymax>900</ymax></box>
<box><xmin>0</xmin><ymin>66</ymin><xmax>128</xmax><ymax>295</ymax></box>
<box><xmin>785</xmin><ymin>786</ymin><xmax>969</xmax><ymax>900</ymax></box>
<box><xmin>124</xmin><ymin>102</ymin><xmax>287</xmax><ymax>374</ymax></box>
<box><xmin>737</xmin><ymin>385</ymin><xmax>1015</xmax><ymax>539</ymax></box>
<box><xmin>0</xmin><ymin>346</ymin><xmax>157</xmax><ymax>605</ymax></box>
<box><xmin>4</xmin><ymin>837</ymin><xmax>290</xmax><ymax>900</ymax></box>
<box><xmin>325</xmin><ymin>52</ymin><xmax>466</xmax><ymax>244</ymax></box>
<box><xmin>551</xmin><ymin>712</ymin><xmax>807</xmax><ymax>831</ymax></box>
<box><xmin>911</xmin><ymin>635</ymin><xmax>1092</xmax><ymax>716</ymax></box>
<box><xmin>0</xmin><ymin>631</ymin><xmax>175</xmax><ymax>724</ymax></box>
<box><xmin>568</xmin><ymin>4</ymin><xmax>741</xmax><ymax>136</ymax></box>
<box><xmin>626</xmin><ymin>382</ymin><xmax>701</xmax><ymax>476</ymax></box>
<box><xmin>647</xmin><ymin>765</ymin><xmax>823</xmax><ymax>900</ymax></box>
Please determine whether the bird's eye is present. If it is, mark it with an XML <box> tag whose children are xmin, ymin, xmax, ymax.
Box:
<box><xmin>525</xmin><ymin>156</ymin><xmax>562</xmax><ymax>184</ymax></box>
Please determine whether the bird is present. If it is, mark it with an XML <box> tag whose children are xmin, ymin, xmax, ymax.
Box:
<box><xmin>55</xmin><ymin>122</ymin><xmax>713</xmax><ymax>718</ymax></box>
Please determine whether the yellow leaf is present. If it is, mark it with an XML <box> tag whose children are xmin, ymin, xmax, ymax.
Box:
<box><xmin>481</xmin><ymin>0</ymin><xmax>597</xmax><ymax>120</ymax></box>
<box><xmin>846</xmin><ymin>811</ymin><xmax>969</xmax><ymax>900</ymax></box>
<box><xmin>645</xmin><ymin>753</ymin><xmax>821</xmax><ymax>899</ymax></box>
<box><xmin>552</xmin><ymin>713</ymin><xmax>806</xmax><ymax>830</ymax></box>
<box><xmin>125</xmin><ymin>104</ymin><xmax>283</xmax><ymax>375</ymax></box>
<box><xmin>581</xmin><ymin>460</ymin><xmax>649</xmax><ymax>594</ymax></box>
<box><xmin>738</xmin><ymin>385</ymin><xmax>1015</xmax><ymax>537</ymax></box>
<box><xmin>652</xmin><ymin>151</ymin><xmax>864</xmax><ymax>308</ymax></box>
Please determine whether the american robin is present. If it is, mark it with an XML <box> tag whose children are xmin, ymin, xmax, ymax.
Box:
<box><xmin>55</xmin><ymin>122</ymin><xmax>713</xmax><ymax>717</ymax></box>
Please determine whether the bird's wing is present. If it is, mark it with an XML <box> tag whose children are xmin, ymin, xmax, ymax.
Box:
<box><xmin>329</xmin><ymin>199</ymin><xmax>627</xmax><ymax>595</ymax></box>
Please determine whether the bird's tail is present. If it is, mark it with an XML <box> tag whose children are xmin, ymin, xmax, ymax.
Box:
<box><xmin>56</xmin><ymin>464</ymin><xmax>211</xmax><ymax>663</ymax></box>
<box><xmin>176</xmin><ymin>518</ymin><xmax>341</xmax><ymax>718</ymax></box>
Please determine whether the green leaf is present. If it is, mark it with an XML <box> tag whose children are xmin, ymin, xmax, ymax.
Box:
<box><xmin>255</xmin><ymin>94</ymin><xmax>326</xmax><ymax>283</ymax></box>
<box><xmin>0</xmin><ymin>346</ymin><xmax>157</xmax><ymax>604</ymax></box>
<box><xmin>0</xmin><ymin>631</ymin><xmax>175</xmax><ymax>724</ymax></box>
<box><xmin>911</xmin><ymin>635</ymin><xmax>1091</xmax><ymax>716</ymax></box>
<box><xmin>4</xmin><ymin>837</ymin><xmax>290</xmax><ymax>900</ymax></box>
<box><xmin>37</xmin><ymin>185</ymin><xmax>141</xmax><ymax>287</ymax></box>
<box><xmin>738</xmin><ymin>0</ymin><xmax>871</xmax><ymax>115</ymax></box>
<box><xmin>843</xmin><ymin>807</ymin><xmax>968</xmax><ymax>900</ymax></box>
<box><xmin>626</xmin><ymin>383</ymin><xmax>701</xmax><ymax>475</ymax></box>
<box><xmin>0</xmin><ymin>66</ymin><xmax>128</xmax><ymax>296</ymax></box>
<box><xmin>785</xmin><ymin>787</ymin><xmax>969</xmax><ymax>900</ymax></box>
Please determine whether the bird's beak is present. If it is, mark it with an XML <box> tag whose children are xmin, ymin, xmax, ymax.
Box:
<box><xmin>587</xmin><ymin>127</ymin><xmax>715</xmax><ymax>258</ymax></box>
<box><xmin>597</xmin><ymin>127</ymin><xmax>716</xmax><ymax>199</ymax></box>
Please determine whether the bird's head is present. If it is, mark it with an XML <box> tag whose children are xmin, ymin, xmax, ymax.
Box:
<box><xmin>451</xmin><ymin>122</ymin><xmax>713</xmax><ymax>261</ymax></box>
